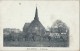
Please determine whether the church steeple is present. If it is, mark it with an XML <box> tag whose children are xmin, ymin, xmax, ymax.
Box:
<box><xmin>34</xmin><ymin>7</ymin><xmax>39</xmax><ymax>20</ymax></box>
<box><xmin>23</xmin><ymin>6</ymin><xmax>46</xmax><ymax>35</ymax></box>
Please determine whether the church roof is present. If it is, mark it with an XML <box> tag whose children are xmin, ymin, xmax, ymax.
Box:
<box><xmin>23</xmin><ymin>23</ymin><xmax>30</xmax><ymax>32</ymax></box>
<box><xmin>26</xmin><ymin>7</ymin><xmax>46</xmax><ymax>34</ymax></box>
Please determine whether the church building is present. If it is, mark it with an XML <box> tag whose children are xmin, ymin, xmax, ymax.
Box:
<box><xmin>23</xmin><ymin>7</ymin><xmax>46</xmax><ymax>36</ymax></box>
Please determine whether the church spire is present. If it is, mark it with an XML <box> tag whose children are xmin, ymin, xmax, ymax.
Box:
<box><xmin>34</xmin><ymin>7</ymin><xmax>39</xmax><ymax>20</ymax></box>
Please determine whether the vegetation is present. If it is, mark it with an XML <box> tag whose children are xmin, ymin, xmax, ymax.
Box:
<box><xmin>3</xmin><ymin>20</ymin><xmax>69</xmax><ymax>47</ymax></box>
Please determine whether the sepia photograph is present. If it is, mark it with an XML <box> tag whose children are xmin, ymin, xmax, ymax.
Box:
<box><xmin>0</xmin><ymin>0</ymin><xmax>79</xmax><ymax>51</ymax></box>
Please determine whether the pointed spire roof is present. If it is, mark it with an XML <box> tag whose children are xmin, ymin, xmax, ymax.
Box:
<box><xmin>23</xmin><ymin>7</ymin><xmax>46</xmax><ymax>35</ymax></box>
<box><xmin>34</xmin><ymin>7</ymin><xmax>39</xmax><ymax>20</ymax></box>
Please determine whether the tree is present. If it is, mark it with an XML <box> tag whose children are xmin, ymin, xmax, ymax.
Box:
<box><xmin>50</xmin><ymin>20</ymin><xmax>69</xmax><ymax>42</ymax></box>
<box><xmin>51</xmin><ymin>20</ymin><xmax>69</xmax><ymax>34</ymax></box>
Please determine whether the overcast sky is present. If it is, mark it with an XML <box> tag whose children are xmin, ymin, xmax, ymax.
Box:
<box><xmin>0</xmin><ymin>1</ymin><xmax>79</xmax><ymax>31</ymax></box>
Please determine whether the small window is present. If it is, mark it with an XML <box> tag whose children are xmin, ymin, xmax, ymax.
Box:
<box><xmin>35</xmin><ymin>27</ymin><xmax>38</xmax><ymax>30</ymax></box>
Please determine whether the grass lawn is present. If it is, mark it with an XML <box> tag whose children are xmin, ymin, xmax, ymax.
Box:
<box><xmin>3</xmin><ymin>41</ymin><xmax>68</xmax><ymax>47</ymax></box>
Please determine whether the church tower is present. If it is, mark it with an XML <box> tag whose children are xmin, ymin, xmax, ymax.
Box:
<box><xmin>34</xmin><ymin>7</ymin><xmax>39</xmax><ymax>20</ymax></box>
<box><xmin>25</xmin><ymin>7</ymin><xmax>46</xmax><ymax>36</ymax></box>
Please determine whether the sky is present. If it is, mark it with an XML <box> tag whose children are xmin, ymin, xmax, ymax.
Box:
<box><xmin>0</xmin><ymin>1</ymin><xmax>79</xmax><ymax>31</ymax></box>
